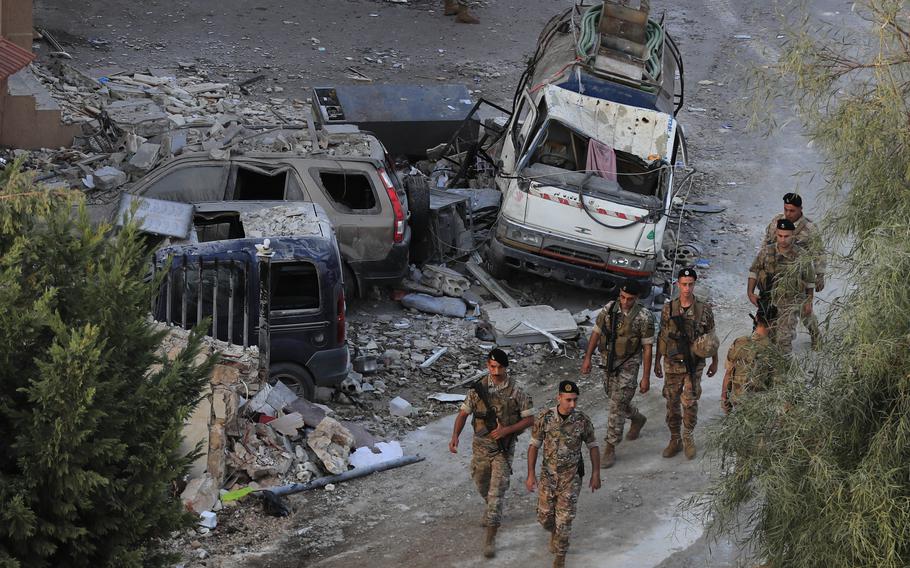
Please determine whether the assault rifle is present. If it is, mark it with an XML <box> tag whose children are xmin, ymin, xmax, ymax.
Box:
<box><xmin>670</xmin><ymin>311</ymin><xmax>697</xmax><ymax>384</ymax></box>
<box><xmin>470</xmin><ymin>378</ymin><xmax>510</xmax><ymax>454</ymax></box>
<box><xmin>606</xmin><ymin>304</ymin><xmax>619</xmax><ymax>375</ymax></box>
<box><xmin>757</xmin><ymin>273</ymin><xmax>777</xmax><ymax>325</ymax></box>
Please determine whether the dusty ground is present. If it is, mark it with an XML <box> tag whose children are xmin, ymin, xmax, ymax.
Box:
<box><xmin>31</xmin><ymin>0</ymin><xmax>853</xmax><ymax>566</ymax></box>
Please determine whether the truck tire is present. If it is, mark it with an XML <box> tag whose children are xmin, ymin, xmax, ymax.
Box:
<box><xmin>404</xmin><ymin>174</ymin><xmax>430</xmax><ymax>241</ymax></box>
<box><xmin>343</xmin><ymin>263</ymin><xmax>359</xmax><ymax>300</ymax></box>
<box><xmin>269</xmin><ymin>362</ymin><xmax>316</xmax><ymax>401</ymax></box>
<box><xmin>484</xmin><ymin>243</ymin><xmax>511</xmax><ymax>280</ymax></box>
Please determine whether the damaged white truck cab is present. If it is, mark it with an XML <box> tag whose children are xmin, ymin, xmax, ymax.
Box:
<box><xmin>489</xmin><ymin>3</ymin><xmax>687</xmax><ymax>292</ymax></box>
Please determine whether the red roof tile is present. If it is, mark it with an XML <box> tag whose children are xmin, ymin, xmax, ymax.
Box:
<box><xmin>0</xmin><ymin>38</ymin><xmax>36</xmax><ymax>82</ymax></box>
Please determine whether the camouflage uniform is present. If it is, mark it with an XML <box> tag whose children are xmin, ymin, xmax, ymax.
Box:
<box><xmin>749</xmin><ymin>243</ymin><xmax>816</xmax><ymax>353</ymax></box>
<box><xmin>530</xmin><ymin>407</ymin><xmax>597</xmax><ymax>556</ymax></box>
<box><xmin>460</xmin><ymin>377</ymin><xmax>534</xmax><ymax>527</ymax></box>
<box><xmin>724</xmin><ymin>333</ymin><xmax>773</xmax><ymax>411</ymax></box>
<box><xmin>657</xmin><ymin>298</ymin><xmax>715</xmax><ymax>438</ymax></box>
<box><xmin>764</xmin><ymin>214</ymin><xmax>825</xmax><ymax>343</ymax></box>
<box><xmin>594</xmin><ymin>300</ymin><xmax>655</xmax><ymax>446</ymax></box>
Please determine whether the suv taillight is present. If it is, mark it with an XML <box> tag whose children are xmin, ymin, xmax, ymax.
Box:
<box><xmin>337</xmin><ymin>290</ymin><xmax>346</xmax><ymax>344</ymax></box>
<box><xmin>379</xmin><ymin>168</ymin><xmax>405</xmax><ymax>243</ymax></box>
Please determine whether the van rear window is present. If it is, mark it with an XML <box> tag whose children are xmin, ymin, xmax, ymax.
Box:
<box><xmin>271</xmin><ymin>262</ymin><xmax>320</xmax><ymax>311</ymax></box>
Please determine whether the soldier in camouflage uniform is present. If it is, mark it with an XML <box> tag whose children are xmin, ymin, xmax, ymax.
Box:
<box><xmin>449</xmin><ymin>348</ymin><xmax>534</xmax><ymax>558</ymax></box>
<box><xmin>655</xmin><ymin>268</ymin><xmax>718</xmax><ymax>460</ymax></box>
<box><xmin>722</xmin><ymin>311</ymin><xmax>774</xmax><ymax>413</ymax></box>
<box><xmin>763</xmin><ymin>193</ymin><xmax>825</xmax><ymax>348</ymax></box>
<box><xmin>526</xmin><ymin>381</ymin><xmax>600</xmax><ymax>568</ymax></box>
<box><xmin>748</xmin><ymin>218</ymin><xmax>816</xmax><ymax>354</ymax></box>
<box><xmin>443</xmin><ymin>0</ymin><xmax>480</xmax><ymax>23</ymax></box>
<box><xmin>581</xmin><ymin>280</ymin><xmax>654</xmax><ymax>468</ymax></box>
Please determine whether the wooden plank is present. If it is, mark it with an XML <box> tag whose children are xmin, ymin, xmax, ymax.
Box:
<box><xmin>465</xmin><ymin>260</ymin><xmax>520</xmax><ymax>308</ymax></box>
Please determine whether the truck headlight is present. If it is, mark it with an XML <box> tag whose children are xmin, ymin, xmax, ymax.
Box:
<box><xmin>609</xmin><ymin>253</ymin><xmax>644</xmax><ymax>270</ymax></box>
<box><xmin>506</xmin><ymin>225</ymin><xmax>543</xmax><ymax>247</ymax></box>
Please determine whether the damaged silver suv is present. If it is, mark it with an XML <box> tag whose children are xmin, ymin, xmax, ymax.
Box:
<box><xmin>129</xmin><ymin>126</ymin><xmax>414</xmax><ymax>296</ymax></box>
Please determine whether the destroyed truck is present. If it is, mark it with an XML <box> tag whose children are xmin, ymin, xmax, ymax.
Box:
<box><xmin>487</xmin><ymin>1</ymin><xmax>687</xmax><ymax>292</ymax></box>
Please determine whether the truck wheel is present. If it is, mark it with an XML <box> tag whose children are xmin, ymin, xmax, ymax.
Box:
<box><xmin>404</xmin><ymin>174</ymin><xmax>430</xmax><ymax>240</ymax></box>
<box><xmin>484</xmin><ymin>244</ymin><xmax>511</xmax><ymax>280</ymax></box>
<box><xmin>269</xmin><ymin>362</ymin><xmax>316</xmax><ymax>401</ymax></box>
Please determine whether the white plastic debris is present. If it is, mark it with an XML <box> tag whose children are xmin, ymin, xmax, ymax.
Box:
<box><xmin>389</xmin><ymin>396</ymin><xmax>415</xmax><ymax>417</ymax></box>
<box><xmin>198</xmin><ymin>511</ymin><xmax>217</xmax><ymax>529</ymax></box>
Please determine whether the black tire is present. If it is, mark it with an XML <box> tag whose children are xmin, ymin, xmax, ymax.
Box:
<box><xmin>342</xmin><ymin>263</ymin><xmax>359</xmax><ymax>300</ymax></box>
<box><xmin>484</xmin><ymin>244</ymin><xmax>511</xmax><ymax>280</ymax></box>
<box><xmin>269</xmin><ymin>362</ymin><xmax>316</xmax><ymax>401</ymax></box>
<box><xmin>404</xmin><ymin>174</ymin><xmax>430</xmax><ymax>240</ymax></box>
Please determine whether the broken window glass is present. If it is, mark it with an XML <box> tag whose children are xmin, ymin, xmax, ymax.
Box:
<box><xmin>316</xmin><ymin>171</ymin><xmax>378</xmax><ymax>212</ymax></box>
<box><xmin>194</xmin><ymin>214</ymin><xmax>245</xmax><ymax>242</ymax></box>
<box><xmin>271</xmin><ymin>262</ymin><xmax>320</xmax><ymax>311</ymax></box>
<box><xmin>139</xmin><ymin>164</ymin><xmax>229</xmax><ymax>202</ymax></box>
<box><xmin>234</xmin><ymin>167</ymin><xmax>287</xmax><ymax>200</ymax></box>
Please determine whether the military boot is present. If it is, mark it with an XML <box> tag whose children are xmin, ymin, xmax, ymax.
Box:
<box><xmin>483</xmin><ymin>526</ymin><xmax>497</xmax><ymax>558</ymax></box>
<box><xmin>443</xmin><ymin>0</ymin><xmax>459</xmax><ymax>15</ymax></box>
<box><xmin>455</xmin><ymin>5</ymin><xmax>480</xmax><ymax>23</ymax></box>
<box><xmin>626</xmin><ymin>413</ymin><xmax>647</xmax><ymax>440</ymax></box>
<box><xmin>662</xmin><ymin>436</ymin><xmax>681</xmax><ymax>458</ymax></box>
<box><xmin>601</xmin><ymin>442</ymin><xmax>615</xmax><ymax>469</ymax></box>
<box><xmin>683</xmin><ymin>434</ymin><xmax>697</xmax><ymax>460</ymax></box>
<box><xmin>553</xmin><ymin>553</ymin><xmax>566</xmax><ymax>568</ymax></box>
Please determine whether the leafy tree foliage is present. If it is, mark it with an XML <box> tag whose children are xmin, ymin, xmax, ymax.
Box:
<box><xmin>0</xmin><ymin>161</ymin><xmax>213</xmax><ymax>567</ymax></box>
<box><xmin>695</xmin><ymin>3</ymin><xmax>910</xmax><ymax>567</ymax></box>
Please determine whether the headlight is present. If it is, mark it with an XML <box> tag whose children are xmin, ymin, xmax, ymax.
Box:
<box><xmin>609</xmin><ymin>253</ymin><xmax>645</xmax><ymax>270</ymax></box>
<box><xmin>506</xmin><ymin>225</ymin><xmax>543</xmax><ymax>247</ymax></box>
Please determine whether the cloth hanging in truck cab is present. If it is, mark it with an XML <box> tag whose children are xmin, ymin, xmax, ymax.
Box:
<box><xmin>586</xmin><ymin>139</ymin><xmax>617</xmax><ymax>182</ymax></box>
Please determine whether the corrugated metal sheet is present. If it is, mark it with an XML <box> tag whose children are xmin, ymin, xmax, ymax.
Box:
<box><xmin>0</xmin><ymin>38</ymin><xmax>36</xmax><ymax>82</ymax></box>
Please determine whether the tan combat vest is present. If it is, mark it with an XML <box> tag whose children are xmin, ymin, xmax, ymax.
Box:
<box><xmin>663</xmin><ymin>299</ymin><xmax>707</xmax><ymax>360</ymax></box>
<box><xmin>597</xmin><ymin>301</ymin><xmax>644</xmax><ymax>359</ymax></box>
<box><xmin>472</xmin><ymin>379</ymin><xmax>522</xmax><ymax>432</ymax></box>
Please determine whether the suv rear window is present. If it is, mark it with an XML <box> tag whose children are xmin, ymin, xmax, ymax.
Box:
<box><xmin>316</xmin><ymin>171</ymin><xmax>378</xmax><ymax>212</ymax></box>
<box><xmin>271</xmin><ymin>262</ymin><xmax>320</xmax><ymax>311</ymax></box>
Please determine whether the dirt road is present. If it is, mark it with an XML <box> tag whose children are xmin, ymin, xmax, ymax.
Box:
<box><xmin>31</xmin><ymin>0</ymin><xmax>849</xmax><ymax>565</ymax></box>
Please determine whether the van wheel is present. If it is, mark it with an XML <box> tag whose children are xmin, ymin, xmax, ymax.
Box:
<box><xmin>343</xmin><ymin>264</ymin><xmax>359</xmax><ymax>299</ymax></box>
<box><xmin>269</xmin><ymin>362</ymin><xmax>316</xmax><ymax>401</ymax></box>
<box><xmin>404</xmin><ymin>174</ymin><xmax>430</xmax><ymax>240</ymax></box>
<box><xmin>484</xmin><ymin>244</ymin><xmax>511</xmax><ymax>280</ymax></box>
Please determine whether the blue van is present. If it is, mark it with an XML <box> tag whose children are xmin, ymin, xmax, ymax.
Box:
<box><xmin>151</xmin><ymin>202</ymin><xmax>349</xmax><ymax>399</ymax></box>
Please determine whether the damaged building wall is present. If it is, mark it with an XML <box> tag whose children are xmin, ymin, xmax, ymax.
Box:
<box><xmin>157</xmin><ymin>324</ymin><xmax>261</xmax><ymax>484</ymax></box>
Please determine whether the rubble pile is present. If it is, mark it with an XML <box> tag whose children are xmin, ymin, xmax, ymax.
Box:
<box><xmin>4</xmin><ymin>62</ymin><xmax>374</xmax><ymax>193</ymax></box>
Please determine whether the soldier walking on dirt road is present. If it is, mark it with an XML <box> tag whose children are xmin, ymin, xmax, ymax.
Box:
<box><xmin>526</xmin><ymin>381</ymin><xmax>601</xmax><ymax>568</ymax></box>
<box><xmin>449</xmin><ymin>348</ymin><xmax>534</xmax><ymax>559</ymax></box>
<box><xmin>655</xmin><ymin>268</ymin><xmax>719</xmax><ymax>460</ymax></box>
<box><xmin>580</xmin><ymin>280</ymin><xmax>654</xmax><ymax>468</ymax></box>
<box><xmin>748</xmin><ymin>218</ymin><xmax>816</xmax><ymax>354</ymax></box>
<box><xmin>721</xmin><ymin>310</ymin><xmax>774</xmax><ymax>413</ymax></box>
<box><xmin>762</xmin><ymin>192</ymin><xmax>825</xmax><ymax>348</ymax></box>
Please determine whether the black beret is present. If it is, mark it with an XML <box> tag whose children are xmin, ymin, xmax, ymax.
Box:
<box><xmin>488</xmin><ymin>348</ymin><xmax>509</xmax><ymax>367</ymax></box>
<box><xmin>776</xmin><ymin>218</ymin><xmax>796</xmax><ymax>231</ymax></box>
<box><xmin>783</xmin><ymin>193</ymin><xmax>802</xmax><ymax>207</ymax></box>
<box><xmin>558</xmin><ymin>380</ymin><xmax>579</xmax><ymax>395</ymax></box>
<box><xmin>620</xmin><ymin>279</ymin><xmax>640</xmax><ymax>295</ymax></box>
<box><xmin>678</xmin><ymin>267</ymin><xmax>698</xmax><ymax>280</ymax></box>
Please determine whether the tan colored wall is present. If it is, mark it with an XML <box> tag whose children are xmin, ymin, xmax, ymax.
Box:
<box><xmin>0</xmin><ymin>0</ymin><xmax>33</xmax><ymax>51</ymax></box>
<box><xmin>0</xmin><ymin>91</ymin><xmax>80</xmax><ymax>149</ymax></box>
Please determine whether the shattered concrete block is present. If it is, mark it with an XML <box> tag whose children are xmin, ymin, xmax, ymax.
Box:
<box><xmin>420</xmin><ymin>264</ymin><xmax>471</xmax><ymax>298</ymax></box>
<box><xmin>127</xmin><ymin>142</ymin><xmax>161</xmax><ymax>172</ymax></box>
<box><xmin>92</xmin><ymin>166</ymin><xmax>127</xmax><ymax>190</ymax></box>
<box><xmin>389</xmin><ymin>396</ymin><xmax>415</xmax><ymax>417</ymax></box>
<box><xmin>269</xmin><ymin>412</ymin><xmax>304</xmax><ymax>436</ymax></box>
<box><xmin>105</xmin><ymin>99</ymin><xmax>171</xmax><ymax>137</ymax></box>
<box><xmin>265</xmin><ymin>381</ymin><xmax>298</xmax><ymax>413</ymax></box>
<box><xmin>181</xmin><ymin>475</ymin><xmax>220</xmax><ymax>514</ymax></box>
<box><xmin>306</xmin><ymin>417</ymin><xmax>355</xmax><ymax>475</ymax></box>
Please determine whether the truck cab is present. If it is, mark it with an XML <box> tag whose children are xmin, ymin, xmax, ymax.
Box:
<box><xmin>489</xmin><ymin>2</ymin><xmax>687</xmax><ymax>292</ymax></box>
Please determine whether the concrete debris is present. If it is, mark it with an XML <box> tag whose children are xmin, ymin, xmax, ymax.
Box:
<box><xmin>427</xmin><ymin>392</ymin><xmax>467</xmax><ymax>403</ymax></box>
<box><xmin>307</xmin><ymin>417</ymin><xmax>356</xmax><ymax>475</ymax></box>
<box><xmin>91</xmin><ymin>166</ymin><xmax>127</xmax><ymax>190</ymax></box>
<box><xmin>126</xmin><ymin>142</ymin><xmax>160</xmax><ymax>172</ymax></box>
<box><xmin>419</xmin><ymin>347</ymin><xmax>448</xmax><ymax>369</ymax></box>
<box><xmin>198</xmin><ymin>511</ymin><xmax>218</xmax><ymax>529</ymax></box>
<box><xmin>389</xmin><ymin>396</ymin><xmax>415</xmax><ymax>417</ymax></box>
<box><xmin>465</xmin><ymin>260</ymin><xmax>520</xmax><ymax>308</ymax></box>
<box><xmin>420</xmin><ymin>264</ymin><xmax>471</xmax><ymax>297</ymax></box>
<box><xmin>485</xmin><ymin>305</ymin><xmax>579</xmax><ymax>346</ymax></box>
<box><xmin>181</xmin><ymin>475</ymin><xmax>220</xmax><ymax>514</ymax></box>
<box><xmin>269</xmin><ymin>412</ymin><xmax>305</xmax><ymax>436</ymax></box>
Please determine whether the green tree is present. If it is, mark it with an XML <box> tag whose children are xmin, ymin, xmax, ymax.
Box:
<box><xmin>694</xmin><ymin>2</ymin><xmax>910</xmax><ymax>567</ymax></box>
<box><xmin>0</xmin><ymin>161</ymin><xmax>213</xmax><ymax>567</ymax></box>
